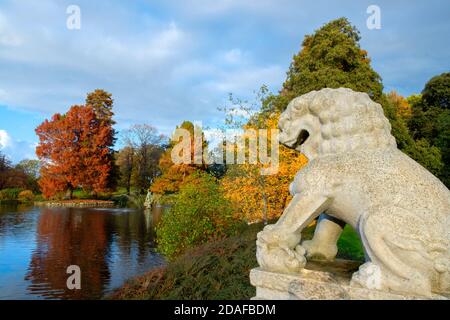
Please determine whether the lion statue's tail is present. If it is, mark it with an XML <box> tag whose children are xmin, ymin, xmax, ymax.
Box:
<box><xmin>433</xmin><ymin>215</ymin><xmax>450</xmax><ymax>294</ymax></box>
<box><xmin>434</xmin><ymin>256</ymin><xmax>450</xmax><ymax>294</ymax></box>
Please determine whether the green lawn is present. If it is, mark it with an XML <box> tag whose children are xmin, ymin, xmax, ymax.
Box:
<box><xmin>337</xmin><ymin>225</ymin><xmax>366</xmax><ymax>261</ymax></box>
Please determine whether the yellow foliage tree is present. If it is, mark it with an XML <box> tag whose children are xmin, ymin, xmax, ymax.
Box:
<box><xmin>387</xmin><ymin>91</ymin><xmax>412</xmax><ymax>120</ymax></box>
<box><xmin>221</xmin><ymin>113</ymin><xmax>308</xmax><ymax>223</ymax></box>
<box><xmin>150</xmin><ymin>121</ymin><xmax>207</xmax><ymax>196</ymax></box>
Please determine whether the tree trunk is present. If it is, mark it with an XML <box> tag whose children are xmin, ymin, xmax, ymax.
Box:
<box><xmin>258</xmin><ymin>173</ymin><xmax>268</xmax><ymax>225</ymax></box>
<box><xmin>262</xmin><ymin>193</ymin><xmax>268</xmax><ymax>225</ymax></box>
<box><xmin>66</xmin><ymin>187</ymin><xmax>73</xmax><ymax>200</ymax></box>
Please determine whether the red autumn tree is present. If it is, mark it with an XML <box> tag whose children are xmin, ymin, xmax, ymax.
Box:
<box><xmin>36</xmin><ymin>105</ymin><xmax>115</xmax><ymax>199</ymax></box>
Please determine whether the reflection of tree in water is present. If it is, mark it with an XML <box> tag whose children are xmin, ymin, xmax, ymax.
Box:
<box><xmin>112</xmin><ymin>209</ymin><xmax>156</xmax><ymax>266</ymax></box>
<box><xmin>26</xmin><ymin>208</ymin><xmax>112</xmax><ymax>299</ymax></box>
<box><xmin>24</xmin><ymin>207</ymin><xmax>160</xmax><ymax>299</ymax></box>
<box><xmin>0</xmin><ymin>204</ymin><xmax>36</xmax><ymax>233</ymax></box>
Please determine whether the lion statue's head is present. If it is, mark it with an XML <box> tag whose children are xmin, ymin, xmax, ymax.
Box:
<box><xmin>278</xmin><ymin>88</ymin><xmax>397</xmax><ymax>160</ymax></box>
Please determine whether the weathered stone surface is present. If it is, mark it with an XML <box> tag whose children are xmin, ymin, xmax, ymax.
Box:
<box><xmin>250</xmin><ymin>260</ymin><xmax>449</xmax><ymax>300</ymax></box>
<box><xmin>255</xmin><ymin>88</ymin><xmax>450</xmax><ymax>298</ymax></box>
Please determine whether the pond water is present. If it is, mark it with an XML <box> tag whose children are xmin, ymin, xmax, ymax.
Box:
<box><xmin>0</xmin><ymin>204</ymin><xmax>165</xmax><ymax>300</ymax></box>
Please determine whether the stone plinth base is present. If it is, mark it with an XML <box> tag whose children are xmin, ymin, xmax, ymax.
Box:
<box><xmin>250</xmin><ymin>259</ymin><xmax>448</xmax><ymax>300</ymax></box>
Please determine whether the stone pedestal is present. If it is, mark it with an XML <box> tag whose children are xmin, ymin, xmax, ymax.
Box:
<box><xmin>250</xmin><ymin>259</ymin><xmax>448</xmax><ymax>300</ymax></box>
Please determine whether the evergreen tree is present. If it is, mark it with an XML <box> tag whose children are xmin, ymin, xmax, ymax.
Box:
<box><xmin>422</xmin><ymin>72</ymin><xmax>450</xmax><ymax>110</ymax></box>
<box><xmin>408</xmin><ymin>72</ymin><xmax>450</xmax><ymax>186</ymax></box>
<box><xmin>266</xmin><ymin>17</ymin><xmax>383</xmax><ymax>113</ymax></box>
<box><xmin>262</xmin><ymin>18</ymin><xmax>445</xmax><ymax>182</ymax></box>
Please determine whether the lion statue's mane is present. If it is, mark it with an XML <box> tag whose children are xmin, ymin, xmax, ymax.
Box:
<box><xmin>278</xmin><ymin>88</ymin><xmax>396</xmax><ymax>159</ymax></box>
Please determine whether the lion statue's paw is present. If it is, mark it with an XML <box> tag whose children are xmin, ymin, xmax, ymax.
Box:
<box><xmin>302</xmin><ymin>239</ymin><xmax>338</xmax><ymax>261</ymax></box>
<box><xmin>256</xmin><ymin>227</ymin><xmax>306</xmax><ymax>273</ymax></box>
<box><xmin>350</xmin><ymin>262</ymin><xmax>383</xmax><ymax>291</ymax></box>
<box><xmin>350</xmin><ymin>262</ymin><xmax>434</xmax><ymax>297</ymax></box>
<box><xmin>256</xmin><ymin>244</ymin><xmax>306</xmax><ymax>274</ymax></box>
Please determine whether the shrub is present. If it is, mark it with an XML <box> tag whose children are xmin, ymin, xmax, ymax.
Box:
<box><xmin>0</xmin><ymin>188</ymin><xmax>23</xmax><ymax>201</ymax></box>
<box><xmin>156</xmin><ymin>171</ymin><xmax>237</xmax><ymax>260</ymax></box>
<box><xmin>33</xmin><ymin>194</ymin><xmax>45</xmax><ymax>202</ymax></box>
<box><xmin>158</xmin><ymin>194</ymin><xmax>178</xmax><ymax>206</ymax></box>
<box><xmin>72</xmin><ymin>189</ymin><xmax>91</xmax><ymax>199</ymax></box>
<box><xmin>112</xmin><ymin>194</ymin><xmax>128</xmax><ymax>207</ymax></box>
<box><xmin>111</xmin><ymin>221</ymin><xmax>264</xmax><ymax>300</ymax></box>
<box><xmin>110</xmin><ymin>222</ymin><xmax>365</xmax><ymax>300</ymax></box>
<box><xmin>18</xmin><ymin>190</ymin><xmax>34</xmax><ymax>202</ymax></box>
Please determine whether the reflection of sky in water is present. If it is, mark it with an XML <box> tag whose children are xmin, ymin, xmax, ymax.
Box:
<box><xmin>0</xmin><ymin>207</ymin><xmax>38</xmax><ymax>299</ymax></box>
<box><xmin>0</xmin><ymin>205</ymin><xmax>164</xmax><ymax>299</ymax></box>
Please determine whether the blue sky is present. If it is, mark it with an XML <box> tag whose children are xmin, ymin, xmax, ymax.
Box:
<box><xmin>0</xmin><ymin>0</ymin><xmax>449</xmax><ymax>163</ymax></box>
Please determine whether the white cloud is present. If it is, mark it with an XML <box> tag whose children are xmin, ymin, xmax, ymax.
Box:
<box><xmin>0</xmin><ymin>1</ymin><xmax>192</xmax><ymax>116</ymax></box>
<box><xmin>222</xmin><ymin>48</ymin><xmax>244</xmax><ymax>64</ymax></box>
<box><xmin>0</xmin><ymin>129</ymin><xmax>36</xmax><ymax>163</ymax></box>
<box><xmin>0</xmin><ymin>0</ymin><xmax>448</xmax><ymax>141</ymax></box>
<box><xmin>0</xmin><ymin>12</ymin><xmax>22</xmax><ymax>47</ymax></box>
<box><xmin>201</xmin><ymin>65</ymin><xmax>284</xmax><ymax>94</ymax></box>
<box><xmin>227</xmin><ymin>108</ymin><xmax>252</xmax><ymax>117</ymax></box>
<box><xmin>163</xmin><ymin>0</ymin><xmax>289</xmax><ymax>17</ymax></box>
<box><xmin>0</xmin><ymin>129</ymin><xmax>11</xmax><ymax>149</ymax></box>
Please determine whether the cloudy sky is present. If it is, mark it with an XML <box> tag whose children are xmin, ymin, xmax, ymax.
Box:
<box><xmin>0</xmin><ymin>0</ymin><xmax>449</xmax><ymax>162</ymax></box>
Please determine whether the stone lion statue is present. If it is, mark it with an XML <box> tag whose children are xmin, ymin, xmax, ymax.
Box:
<box><xmin>256</xmin><ymin>88</ymin><xmax>450</xmax><ymax>297</ymax></box>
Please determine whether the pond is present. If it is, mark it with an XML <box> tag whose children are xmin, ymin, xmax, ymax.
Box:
<box><xmin>0</xmin><ymin>203</ymin><xmax>165</xmax><ymax>300</ymax></box>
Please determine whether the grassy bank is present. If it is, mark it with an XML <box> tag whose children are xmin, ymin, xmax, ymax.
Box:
<box><xmin>34</xmin><ymin>199</ymin><xmax>115</xmax><ymax>208</ymax></box>
<box><xmin>109</xmin><ymin>222</ymin><xmax>364</xmax><ymax>300</ymax></box>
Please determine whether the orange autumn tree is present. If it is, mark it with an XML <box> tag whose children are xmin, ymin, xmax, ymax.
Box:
<box><xmin>150</xmin><ymin>121</ymin><xmax>208</xmax><ymax>196</ymax></box>
<box><xmin>86</xmin><ymin>89</ymin><xmax>118</xmax><ymax>190</ymax></box>
<box><xmin>221</xmin><ymin>113</ymin><xmax>308</xmax><ymax>223</ymax></box>
<box><xmin>36</xmin><ymin>105</ymin><xmax>115</xmax><ymax>199</ymax></box>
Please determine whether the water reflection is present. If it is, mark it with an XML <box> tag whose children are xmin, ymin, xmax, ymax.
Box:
<box><xmin>25</xmin><ymin>208</ymin><xmax>111</xmax><ymax>299</ymax></box>
<box><xmin>0</xmin><ymin>205</ymin><xmax>164</xmax><ymax>300</ymax></box>
<box><xmin>0</xmin><ymin>203</ymin><xmax>36</xmax><ymax>233</ymax></box>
